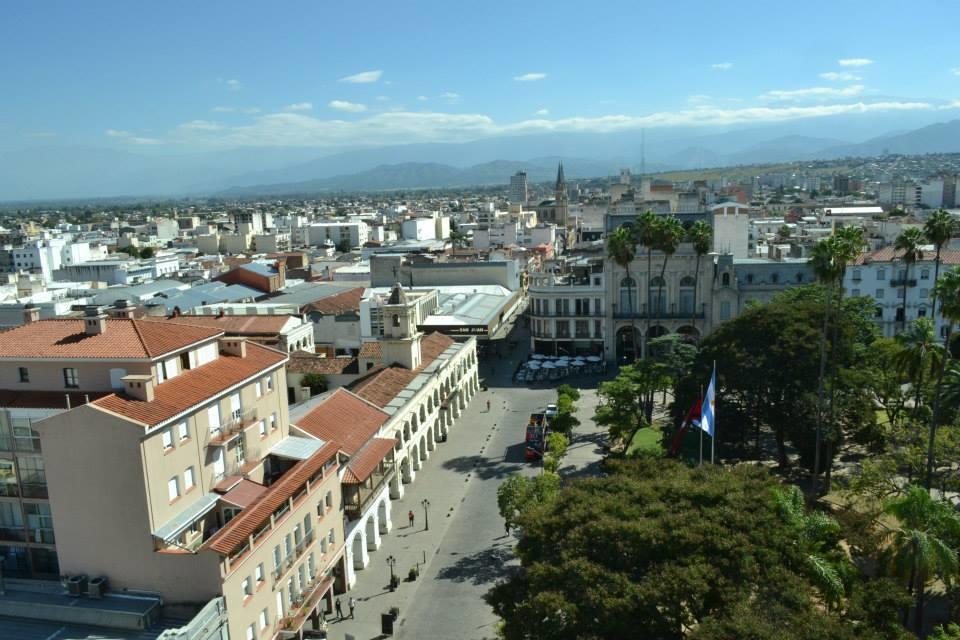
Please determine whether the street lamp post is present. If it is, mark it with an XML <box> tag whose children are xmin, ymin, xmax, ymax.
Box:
<box><xmin>421</xmin><ymin>498</ymin><xmax>430</xmax><ymax>531</ymax></box>
<box><xmin>386</xmin><ymin>555</ymin><xmax>396</xmax><ymax>591</ymax></box>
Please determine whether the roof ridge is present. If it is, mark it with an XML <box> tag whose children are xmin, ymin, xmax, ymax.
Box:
<box><xmin>337</xmin><ymin>387</ymin><xmax>391</xmax><ymax>417</ymax></box>
<box><xmin>129</xmin><ymin>319</ymin><xmax>153</xmax><ymax>357</ymax></box>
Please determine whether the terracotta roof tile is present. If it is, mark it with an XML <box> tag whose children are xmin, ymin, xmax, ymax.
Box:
<box><xmin>288</xmin><ymin>353</ymin><xmax>359</xmax><ymax>376</ymax></box>
<box><xmin>220</xmin><ymin>479</ymin><xmax>269</xmax><ymax>509</ymax></box>
<box><xmin>0</xmin><ymin>319</ymin><xmax>222</xmax><ymax>360</ymax></box>
<box><xmin>0</xmin><ymin>390</ymin><xmax>111</xmax><ymax>410</ymax></box>
<box><xmin>350</xmin><ymin>332</ymin><xmax>455</xmax><ymax>408</ymax></box>
<box><xmin>205</xmin><ymin>441</ymin><xmax>340</xmax><ymax>556</ymax></box>
<box><xmin>146</xmin><ymin>315</ymin><xmax>291</xmax><ymax>335</ymax></box>
<box><xmin>343</xmin><ymin>438</ymin><xmax>397</xmax><ymax>484</ymax></box>
<box><xmin>293</xmin><ymin>389</ymin><xmax>389</xmax><ymax>455</ymax></box>
<box><xmin>358</xmin><ymin>341</ymin><xmax>382</xmax><ymax>359</ymax></box>
<box><xmin>854</xmin><ymin>247</ymin><xmax>960</xmax><ymax>266</ymax></box>
<box><xmin>305</xmin><ymin>287</ymin><xmax>364</xmax><ymax>315</ymax></box>
<box><xmin>91</xmin><ymin>343</ymin><xmax>287</xmax><ymax>426</ymax></box>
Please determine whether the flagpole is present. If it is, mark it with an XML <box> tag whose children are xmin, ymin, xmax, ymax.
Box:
<box><xmin>698</xmin><ymin>385</ymin><xmax>703</xmax><ymax>466</ymax></box>
<box><xmin>711</xmin><ymin>361</ymin><xmax>717</xmax><ymax>465</ymax></box>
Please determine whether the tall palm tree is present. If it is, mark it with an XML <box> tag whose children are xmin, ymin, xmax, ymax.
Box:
<box><xmin>884</xmin><ymin>486</ymin><xmax>960</xmax><ymax>632</ymax></box>
<box><xmin>652</xmin><ymin>216</ymin><xmax>686</xmax><ymax>325</ymax></box>
<box><xmin>687</xmin><ymin>220</ymin><xmax>712</xmax><ymax>335</ymax></box>
<box><xmin>895</xmin><ymin>227</ymin><xmax>927</xmax><ymax>333</ymax></box>
<box><xmin>895</xmin><ymin>318</ymin><xmax>943</xmax><ymax>418</ymax></box>
<box><xmin>927</xmin><ymin>267</ymin><xmax>960</xmax><ymax>490</ymax></box>
<box><xmin>810</xmin><ymin>237</ymin><xmax>844</xmax><ymax>494</ymax></box>
<box><xmin>607</xmin><ymin>225</ymin><xmax>638</xmax><ymax>361</ymax></box>
<box><xmin>823</xmin><ymin>226</ymin><xmax>867</xmax><ymax>491</ymax></box>
<box><xmin>634</xmin><ymin>210</ymin><xmax>659</xmax><ymax>351</ymax></box>
<box><xmin>924</xmin><ymin>209</ymin><xmax>956</xmax><ymax>319</ymax></box>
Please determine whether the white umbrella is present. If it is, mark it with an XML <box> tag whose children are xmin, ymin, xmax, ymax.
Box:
<box><xmin>526</xmin><ymin>361</ymin><xmax>541</xmax><ymax>368</ymax></box>
<box><xmin>586</xmin><ymin>356</ymin><xmax>602</xmax><ymax>362</ymax></box>
<box><xmin>572</xmin><ymin>359</ymin><xmax>586</xmax><ymax>365</ymax></box>
<box><xmin>531</xmin><ymin>354</ymin><xmax>546</xmax><ymax>360</ymax></box>
<box><xmin>541</xmin><ymin>362</ymin><xmax>556</xmax><ymax>369</ymax></box>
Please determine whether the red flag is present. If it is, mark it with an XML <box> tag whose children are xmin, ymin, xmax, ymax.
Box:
<box><xmin>668</xmin><ymin>398</ymin><xmax>702</xmax><ymax>456</ymax></box>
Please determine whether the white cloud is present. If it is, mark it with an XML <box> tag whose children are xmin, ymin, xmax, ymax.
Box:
<box><xmin>375</xmin><ymin>95</ymin><xmax>391</xmax><ymax>102</ymax></box>
<box><xmin>687</xmin><ymin>94</ymin><xmax>712</xmax><ymax>104</ymax></box>
<box><xmin>338</xmin><ymin>70</ymin><xmax>382</xmax><ymax>84</ymax></box>
<box><xmin>214</xmin><ymin>106</ymin><xmax>261</xmax><ymax>114</ymax></box>
<box><xmin>952</xmin><ymin>68</ymin><xmax>960</xmax><ymax>77</ymax></box>
<box><xmin>328</xmin><ymin>100</ymin><xmax>368</xmax><ymax>113</ymax></box>
<box><xmin>534</xmin><ymin>108</ymin><xmax>550</xmax><ymax>116</ymax></box>
<box><xmin>514</xmin><ymin>72</ymin><xmax>547</xmax><ymax>82</ymax></box>
<box><xmin>167</xmin><ymin>100</ymin><xmax>939</xmax><ymax>150</ymax></box>
<box><xmin>104</xmin><ymin>129</ymin><xmax>161</xmax><ymax>144</ymax></box>
<box><xmin>819</xmin><ymin>71</ymin><xmax>860</xmax><ymax>82</ymax></box>
<box><xmin>838</xmin><ymin>58</ymin><xmax>873</xmax><ymax>67</ymax></box>
<box><xmin>711</xmin><ymin>63</ymin><xmax>733</xmax><ymax>71</ymax></box>
<box><xmin>177</xmin><ymin>120</ymin><xmax>223</xmax><ymax>131</ymax></box>
<box><xmin>286</xmin><ymin>102</ymin><xmax>313</xmax><ymax>111</ymax></box>
<box><xmin>212</xmin><ymin>106</ymin><xmax>234</xmax><ymax>112</ymax></box>
<box><xmin>226</xmin><ymin>79</ymin><xmax>241</xmax><ymax>90</ymax></box>
<box><xmin>416</xmin><ymin>95</ymin><xmax>428</xmax><ymax>102</ymax></box>
<box><xmin>441</xmin><ymin>92</ymin><xmax>461</xmax><ymax>104</ymax></box>
<box><xmin>761</xmin><ymin>84</ymin><xmax>865</xmax><ymax>101</ymax></box>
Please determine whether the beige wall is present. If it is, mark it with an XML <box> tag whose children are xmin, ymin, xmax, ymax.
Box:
<box><xmin>35</xmin><ymin>404</ymin><xmax>222</xmax><ymax>604</ymax></box>
<box><xmin>0</xmin><ymin>359</ymin><xmax>153</xmax><ymax>392</ymax></box>
<box><xmin>215</xmin><ymin>462</ymin><xmax>344</xmax><ymax>640</ymax></box>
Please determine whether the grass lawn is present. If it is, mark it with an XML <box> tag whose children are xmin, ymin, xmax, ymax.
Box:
<box><xmin>627</xmin><ymin>427</ymin><xmax>662</xmax><ymax>457</ymax></box>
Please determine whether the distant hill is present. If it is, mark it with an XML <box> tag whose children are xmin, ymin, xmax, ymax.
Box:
<box><xmin>217</xmin><ymin>157</ymin><xmax>627</xmax><ymax>196</ymax></box>
<box><xmin>822</xmin><ymin>119</ymin><xmax>960</xmax><ymax>157</ymax></box>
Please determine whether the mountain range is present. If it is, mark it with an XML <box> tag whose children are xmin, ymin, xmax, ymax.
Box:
<box><xmin>4</xmin><ymin>116</ymin><xmax>960</xmax><ymax>201</ymax></box>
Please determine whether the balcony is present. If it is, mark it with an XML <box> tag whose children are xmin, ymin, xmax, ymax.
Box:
<box><xmin>345</xmin><ymin>464</ymin><xmax>395</xmax><ymax>522</ymax></box>
<box><xmin>271</xmin><ymin>529</ymin><xmax>316</xmax><ymax>585</ymax></box>
<box><xmin>528</xmin><ymin>309</ymin><xmax>605</xmax><ymax>318</ymax></box>
<box><xmin>277</xmin><ymin>575</ymin><xmax>335</xmax><ymax>637</ymax></box>
<box><xmin>208</xmin><ymin>409</ymin><xmax>257</xmax><ymax>447</ymax></box>
<box><xmin>890</xmin><ymin>278</ymin><xmax>917</xmax><ymax>287</ymax></box>
<box><xmin>611</xmin><ymin>302</ymin><xmax>706</xmax><ymax>320</ymax></box>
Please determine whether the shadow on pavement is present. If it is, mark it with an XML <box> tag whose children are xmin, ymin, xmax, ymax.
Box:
<box><xmin>435</xmin><ymin>546</ymin><xmax>516</xmax><ymax>585</ymax></box>
<box><xmin>441</xmin><ymin>448</ymin><xmax>527</xmax><ymax>480</ymax></box>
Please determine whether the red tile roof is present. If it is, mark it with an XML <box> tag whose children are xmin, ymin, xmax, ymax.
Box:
<box><xmin>0</xmin><ymin>319</ymin><xmax>222</xmax><ymax>360</ymax></box>
<box><xmin>0</xmin><ymin>390</ymin><xmax>111</xmax><ymax>410</ymax></box>
<box><xmin>343</xmin><ymin>438</ymin><xmax>397</xmax><ymax>484</ymax></box>
<box><xmin>205</xmin><ymin>441</ymin><xmax>341</xmax><ymax>556</ymax></box>
<box><xmin>288</xmin><ymin>352</ymin><xmax>359</xmax><ymax>375</ymax></box>
<box><xmin>91</xmin><ymin>343</ymin><xmax>287</xmax><ymax>427</ymax></box>
<box><xmin>358</xmin><ymin>341</ymin><xmax>382</xmax><ymax>360</ymax></box>
<box><xmin>220</xmin><ymin>479</ymin><xmax>269</xmax><ymax>509</ymax></box>
<box><xmin>305</xmin><ymin>287</ymin><xmax>364</xmax><ymax>315</ymax></box>
<box><xmin>293</xmin><ymin>389</ymin><xmax>389</xmax><ymax>455</ymax></box>
<box><xmin>855</xmin><ymin>247</ymin><xmax>960</xmax><ymax>266</ymax></box>
<box><xmin>350</xmin><ymin>332</ymin><xmax>455</xmax><ymax>408</ymax></box>
<box><xmin>146</xmin><ymin>314</ymin><xmax>292</xmax><ymax>336</ymax></box>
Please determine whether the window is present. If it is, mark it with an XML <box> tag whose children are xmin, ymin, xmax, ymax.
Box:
<box><xmin>255</xmin><ymin>381</ymin><xmax>263</xmax><ymax>398</ymax></box>
<box><xmin>721</xmin><ymin>272</ymin><xmax>730</xmax><ymax>286</ymax></box>
<box><xmin>920</xmin><ymin>288</ymin><xmax>930</xmax><ymax>299</ymax></box>
<box><xmin>876</xmin><ymin>289</ymin><xmax>885</xmax><ymax>299</ymax></box>
<box><xmin>851</xmin><ymin>289</ymin><xmax>861</xmax><ymax>297</ymax></box>
<box><xmin>770</xmin><ymin>273</ymin><xmax>779</xmax><ymax>284</ymax></box>
<box><xmin>897</xmin><ymin>288</ymin><xmax>905</xmax><ymax>299</ymax></box>
<box><xmin>242</xmin><ymin>576</ymin><xmax>252</xmax><ymax>598</ymax></box>
<box><xmin>391</xmin><ymin>314</ymin><xmax>400</xmax><ymax>327</ymax></box>
<box><xmin>594</xmin><ymin>319</ymin><xmax>602</xmax><ymax>338</ymax></box>
<box><xmin>207</xmin><ymin>404</ymin><xmax>221</xmax><ymax>433</ymax></box>
<box><xmin>18</xmin><ymin>368</ymin><xmax>28</xmax><ymax>383</ymax></box>
<box><xmin>161</xmin><ymin>428</ymin><xmax>174</xmax><ymax>451</ymax></box>
<box><xmin>259</xmin><ymin>608</ymin><xmax>269</xmax><ymax>630</ymax></box>
<box><xmin>328</xmin><ymin>528</ymin><xmax>335</xmax><ymax>545</ymax></box>
<box><xmin>178</xmin><ymin>422</ymin><xmax>189</xmax><ymax>441</ymax></box>
<box><xmin>875</xmin><ymin>307</ymin><xmax>884</xmax><ymax>319</ymax></box>
<box><xmin>265</xmin><ymin>375</ymin><xmax>273</xmax><ymax>392</ymax></box>
<box><xmin>270</xmin><ymin>413</ymin><xmax>277</xmax><ymax>431</ymax></box>
<box><xmin>325</xmin><ymin>490</ymin><xmax>333</xmax><ymax>511</ymax></box>
<box><xmin>184</xmin><ymin>467</ymin><xmax>195</xmax><ymax>491</ymax></box>
<box><xmin>877</xmin><ymin>268</ymin><xmax>886</xmax><ymax>281</ymax></box>
<box><xmin>921</xmin><ymin>269</ymin><xmax>930</xmax><ymax>280</ymax></box>
<box><xmin>246</xmin><ymin>624</ymin><xmax>254</xmax><ymax>640</ymax></box>
<box><xmin>719</xmin><ymin>301</ymin><xmax>731</xmax><ymax>321</ymax></box>
<box><xmin>62</xmin><ymin>368</ymin><xmax>79</xmax><ymax>389</ymax></box>
<box><xmin>918</xmin><ymin>306</ymin><xmax>927</xmax><ymax>317</ymax></box>
<box><xmin>618</xmin><ymin>277</ymin><xmax>637</xmax><ymax>313</ymax></box>
<box><xmin>167</xmin><ymin>477</ymin><xmax>179</xmax><ymax>502</ymax></box>
<box><xmin>258</xmin><ymin>420</ymin><xmax>267</xmax><ymax>438</ymax></box>
<box><xmin>255</xmin><ymin>563</ymin><xmax>264</xmax><ymax>584</ymax></box>
<box><xmin>272</xmin><ymin>545</ymin><xmax>281</xmax><ymax>571</ymax></box>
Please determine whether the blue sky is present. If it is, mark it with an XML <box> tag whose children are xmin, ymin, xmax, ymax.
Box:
<box><xmin>3</xmin><ymin>0</ymin><xmax>960</xmax><ymax>152</ymax></box>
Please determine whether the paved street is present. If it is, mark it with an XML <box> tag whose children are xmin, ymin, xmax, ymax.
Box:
<box><xmin>329</xmin><ymin>328</ymin><xmax>608</xmax><ymax>640</ymax></box>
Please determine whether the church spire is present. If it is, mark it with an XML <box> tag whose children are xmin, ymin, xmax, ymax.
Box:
<box><xmin>555</xmin><ymin>160</ymin><xmax>566</xmax><ymax>192</ymax></box>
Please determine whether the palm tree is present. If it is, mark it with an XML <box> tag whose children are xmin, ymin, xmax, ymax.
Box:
<box><xmin>895</xmin><ymin>318</ymin><xmax>943</xmax><ymax>418</ymax></box>
<box><xmin>634</xmin><ymin>210</ymin><xmax>659</xmax><ymax>349</ymax></box>
<box><xmin>607</xmin><ymin>225</ymin><xmax>638</xmax><ymax>361</ymax></box>
<box><xmin>884</xmin><ymin>486</ymin><xmax>960</xmax><ymax>632</ymax></box>
<box><xmin>894</xmin><ymin>227</ymin><xmax>927</xmax><ymax>333</ymax></box>
<box><xmin>687</xmin><ymin>220</ymin><xmax>712</xmax><ymax>334</ymax></box>
<box><xmin>924</xmin><ymin>209</ymin><xmax>956</xmax><ymax>319</ymax></box>
<box><xmin>927</xmin><ymin>267</ymin><xmax>960</xmax><ymax>490</ymax></box>
<box><xmin>810</xmin><ymin>237</ymin><xmax>844</xmax><ymax>494</ymax></box>
<box><xmin>652</xmin><ymin>216</ymin><xmax>686</xmax><ymax>326</ymax></box>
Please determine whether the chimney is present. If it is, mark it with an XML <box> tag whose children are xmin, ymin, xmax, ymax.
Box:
<box><xmin>22</xmin><ymin>305</ymin><xmax>40</xmax><ymax>325</ymax></box>
<box><xmin>83</xmin><ymin>305</ymin><xmax>108</xmax><ymax>336</ymax></box>
<box><xmin>219</xmin><ymin>337</ymin><xmax>247</xmax><ymax>358</ymax></box>
<box><xmin>300</xmin><ymin>386</ymin><xmax>311</xmax><ymax>401</ymax></box>
<box><xmin>121</xmin><ymin>374</ymin><xmax>155</xmax><ymax>402</ymax></box>
<box><xmin>110</xmin><ymin>299</ymin><xmax>135</xmax><ymax>319</ymax></box>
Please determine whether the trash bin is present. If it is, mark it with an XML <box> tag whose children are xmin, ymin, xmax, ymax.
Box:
<box><xmin>381</xmin><ymin>612</ymin><xmax>394</xmax><ymax>635</ymax></box>
<box><xmin>67</xmin><ymin>575</ymin><xmax>87</xmax><ymax>597</ymax></box>
<box><xmin>88</xmin><ymin>576</ymin><xmax>108</xmax><ymax>599</ymax></box>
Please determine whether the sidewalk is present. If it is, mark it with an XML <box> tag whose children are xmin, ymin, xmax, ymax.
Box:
<box><xmin>326</xmin><ymin>377</ymin><xmax>514</xmax><ymax>639</ymax></box>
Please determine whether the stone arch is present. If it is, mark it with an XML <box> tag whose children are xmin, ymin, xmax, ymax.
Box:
<box><xmin>410</xmin><ymin>442</ymin><xmax>421</xmax><ymax>470</ymax></box>
<box><xmin>419</xmin><ymin>435</ymin><xmax>427</xmax><ymax>461</ymax></box>
<box><xmin>646</xmin><ymin>324</ymin><xmax>668</xmax><ymax>339</ymax></box>
<box><xmin>394</xmin><ymin>431</ymin><xmax>403</xmax><ymax>450</ymax></box>
<box><xmin>365</xmin><ymin>515</ymin><xmax>378</xmax><ymax>551</ymax></box>
<box><xmin>351</xmin><ymin>531</ymin><xmax>366</xmax><ymax>569</ymax></box>
<box><xmin>419</xmin><ymin>405</ymin><xmax>426</xmax><ymax>422</ymax></box>
<box><xmin>377</xmin><ymin>497</ymin><xmax>390</xmax><ymax>534</ymax></box>
<box><xmin>721</xmin><ymin>272</ymin><xmax>730</xmax><ymax>286</ymax></box>
<box><xmin>676</xmin><ymin>325</ymin><xmax>700</xmax><ymax>342</ymax></box>
<box><xmin>615</xmin><ymin>325</ymin><xmax>637</xmax><ymax>363</ymax></box>
<box><xmin>404</xmin><ymin>420</ymin><xmax>412</xmax><ymax>442</ymax></box>
<box><xmin>400</xmin><ymin>455</ymin><xmax>412</xmax><ymax>483</ymax></box>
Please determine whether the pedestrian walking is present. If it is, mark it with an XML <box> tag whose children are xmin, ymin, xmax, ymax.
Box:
<box><xmin>348</xmin><ymin>596</ymin><xmax>356</xmax><ymax>619</ymax></box>
<box><xmin>486</xmin><ymin>399</ymin><xmax>491</xmax><ymax>412</ymax></box>
<box><xmin>408</xmin><ymin>510</ymin><xmax>415</xmax><ymax>527</ymax></box>
<box><xmin>335</xmin><ymin>597</ymin><xmax>343</xmax><ymax>620</ymax></box>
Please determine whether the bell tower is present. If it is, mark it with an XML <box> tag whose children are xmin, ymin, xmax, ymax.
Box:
<box><xmin>381</xmin><ymin>283</ymin><xmax>422</xmax><ymax>370</ymax></box>
<box><xmin>554</xmin><ymin>160</ymin><xmax>569</xmax><ymax>227</ymax></box>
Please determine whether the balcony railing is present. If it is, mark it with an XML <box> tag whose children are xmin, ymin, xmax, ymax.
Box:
<box><xmin>611</xmin><ymin>302</ymin><xmax>705</xmax><ymax>320</ymax></box>
<box><xmin>890</xmin><ymin>278</ymin><xmax>917</xmax><ymax>287</ymax></box>
<box><xmin>528</xmin><ymin>309</ymin><xmax>605</xmax><ymax>318</ymax></box>
<box><xmin>345</xmin><ymin>465</ymin><xmax>395</xmax><ymax>522</ymax></box>
<box><xmin>208</xmin><ymin>409</ymin><xmax>257</xmax><ymax>447</ymax></box>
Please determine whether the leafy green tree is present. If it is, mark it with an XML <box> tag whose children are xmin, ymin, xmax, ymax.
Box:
<box><xmin>932</xmin><ymin>623</ymin><xmax>960</xmax><ymax>640</ymax></box>
<box><xmin>543</xmin><ymin>432</ymin><xmax>569</xmax><ymax>473</ymax></box>
<box><xmin>550</xmin><ymin>392</ymin><xmax>580</xmax><ymax>435</ymax></box>
<box><xmin>884</xmin><ymin>486</ymin><xmax>960</xmax><ymax>632</ymax></box>
<box><xmin>925</xmin><ymin>209</ymin><xmax>956</xmax><ymax>318</ymax></box>
<box><xmin>595</xmin><ymin>361</ymin><xmax>664</xmax><ymax>447</ymax></box>
<box><xmin>555</xmin><ymin>384</ymin><xmax>580</xmax><ymax>402</ymax></box>
<box><xmin>687</xmin><ymin>220</ymin><xmax>712</xmax><ymax>333</ymax></box>
<box><xmin>895</xmin><ymin>227</ymin><xmax>927</xmax><ymax>333</ymax></box>
<box><xmin>496</xmin><ymin>472</ymin><xmax>561</xmax><ymax>532</ymax></box>
<box><xmin>895</xmin><ymin>318</ymin><xmax>943</xmax><ymax>418</ymax></box>
<box><xmin>300</xmin><ymin>372</ymin><xmax>327</xmax><ymax>396</ymax></box>
<box><xmin>929</xmin><ymin>268</ymin><xmax>960</xmax><ymax>489</ymax></box>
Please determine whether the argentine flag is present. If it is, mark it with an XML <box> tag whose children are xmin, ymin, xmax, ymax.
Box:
<box><xmin>700</xmin><ymin>367</ymin><xmax>716</xmax><ymax>437</ymax></box>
